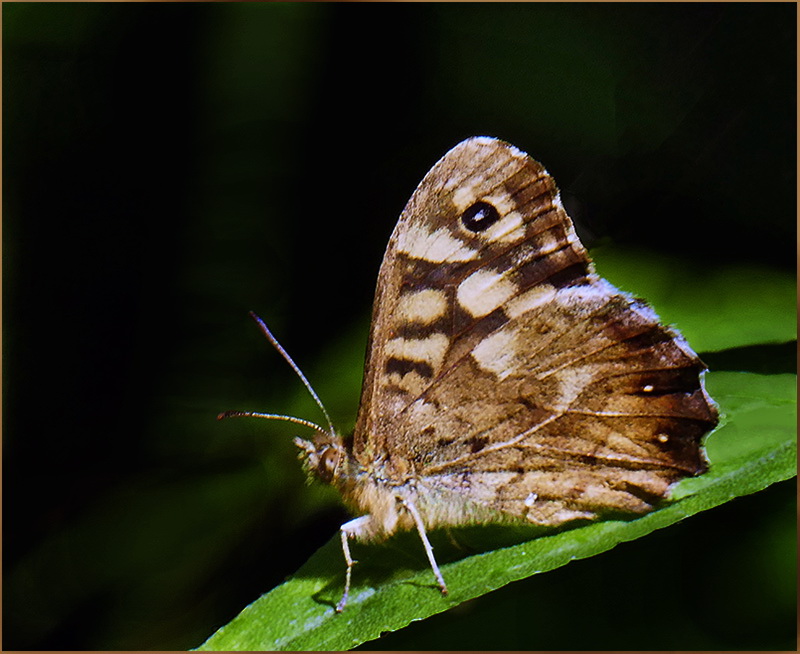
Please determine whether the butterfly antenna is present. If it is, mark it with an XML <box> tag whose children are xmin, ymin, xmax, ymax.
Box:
<box><xmin>245</xmin><ymin>311</ymin><xmax>336</xmax><ymax>435</ymax></box>
<box><xmin>216</xmin><ymin>410</ymin><xmax>330</xmax><ymax>439</ymax></box>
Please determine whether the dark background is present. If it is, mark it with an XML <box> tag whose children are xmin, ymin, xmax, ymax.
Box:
<box><xmin>4</xmin><ymin>3</ymin><xmax>796</xmax><ymax>650</ymax></box>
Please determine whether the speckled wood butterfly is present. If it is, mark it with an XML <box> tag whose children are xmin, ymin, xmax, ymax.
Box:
<box><xmin>221</xmin><ymin>136</ymin><xmax>718</xmax><ymax>612</ymax></box>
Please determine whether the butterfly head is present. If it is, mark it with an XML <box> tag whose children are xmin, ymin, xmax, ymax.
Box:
<box><xmin>294</xmin><ymin>433</ymin><xmax>346</xmax><ymax>484</ymax></box>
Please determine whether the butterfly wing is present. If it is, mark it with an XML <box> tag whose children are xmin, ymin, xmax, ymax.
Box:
<box><xmin>353</xmin><ymin>137</ymin><xmax>718</xmax><ymax>526</ymax></box>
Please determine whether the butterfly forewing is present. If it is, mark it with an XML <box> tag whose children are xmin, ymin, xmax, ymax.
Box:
<box><xmin>352</xmin><ymin>137</ymin><xmax>717</xmax><ymax>527</ymax></box>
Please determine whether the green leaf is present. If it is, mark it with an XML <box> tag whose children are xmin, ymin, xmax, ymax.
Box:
<box><xmin>197</xmin><ymin>371</ymin><xmax>796</xmax><ymax>651</ymax></box>
<box><xmin>591</xmin><ymin>246</ymin><xmax>797</xmax><ymax>352</ymax></box>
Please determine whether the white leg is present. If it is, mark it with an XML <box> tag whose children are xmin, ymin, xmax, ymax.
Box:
<box><xmin>401</xmin><ymin>498</ymin><xmax>448</xmax><ymax>596</ymax></box>
<box><xmin>336</xmin><ymin>529</ymin><xmax>355</xmax><ymax>613</ymax></box>
<box><xmin>336</xmin><ymin>516</ymin><xmax>370</xmax><ymax>612</ymax></box>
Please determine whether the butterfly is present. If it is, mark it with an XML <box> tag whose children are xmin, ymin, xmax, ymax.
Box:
<box><xmin>221</xmin><ymin>136</ymin><xmax>719</xmax><ymax>612</ymax></box>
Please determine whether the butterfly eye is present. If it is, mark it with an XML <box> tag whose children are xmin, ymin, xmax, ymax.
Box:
<box><xmin>318</xmin><ymin>446</ymin><xmax>340</xmax><ymax>481</ymax></box>
<box><xmin>460</xmin><ymin>201</ymin><xmax>500</xmax><ymax>233</ymax></box>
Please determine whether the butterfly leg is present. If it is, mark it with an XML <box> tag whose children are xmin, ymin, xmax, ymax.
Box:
<box><xmin>400</xmin><ymin>498</ymin><xmax>448</xmax><ymax>596</ymax></box>
<box><xmin>336</xmin><ymin>516</ymin><xmax>368</xmax><ymax>613</ymax></box>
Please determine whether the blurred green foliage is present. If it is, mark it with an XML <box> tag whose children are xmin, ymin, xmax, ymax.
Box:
<box><xmin>4</xmin><ymin>3</ymin><xmax>795</xmax><ymax>651</ymax></box>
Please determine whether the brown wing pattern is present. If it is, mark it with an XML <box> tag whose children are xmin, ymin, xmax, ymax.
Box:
<box><xmin>352</xmin><ymin>137</ymin><xmax>717</xmax><ymax>526</ymax></box>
